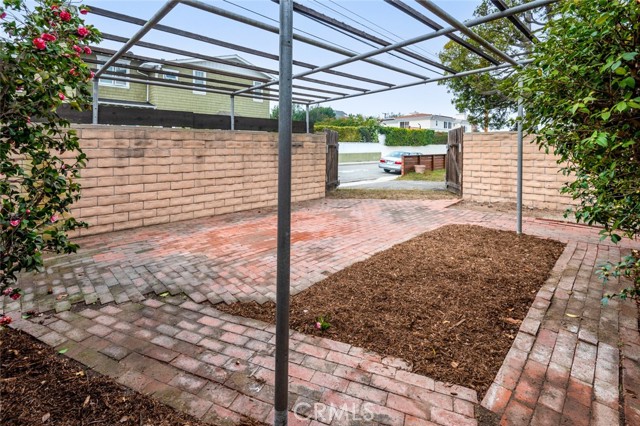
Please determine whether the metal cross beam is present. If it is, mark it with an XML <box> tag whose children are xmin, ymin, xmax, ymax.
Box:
<box><xmin>490</xmin><ymin>0</ymin><xmax>537</xmax><ymax>42</ymax></box>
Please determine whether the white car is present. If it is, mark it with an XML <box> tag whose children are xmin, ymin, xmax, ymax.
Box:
<box><xmin>378</xmin><ymin>151</ymin><xmax>421</xmax><ymax>173</ymax></box>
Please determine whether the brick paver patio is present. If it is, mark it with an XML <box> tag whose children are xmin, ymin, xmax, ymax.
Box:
<box><xmin>4</xmin><ymin>198</ymin><xmax>640</xmax><ymax>425</ymax></box>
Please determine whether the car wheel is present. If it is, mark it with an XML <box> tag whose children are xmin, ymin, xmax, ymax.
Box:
<box><xmin>383</xmin><ymin>169</ymin><xmax>391</xmax><ymax>173</ymax></box>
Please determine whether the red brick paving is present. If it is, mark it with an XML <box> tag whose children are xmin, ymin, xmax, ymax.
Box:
<box><xmin>5</xmin><ymin>198</ymin><xmax>640</xmax><ymax>425</ymax></box>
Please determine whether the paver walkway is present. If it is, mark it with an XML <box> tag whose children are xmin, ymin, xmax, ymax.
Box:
<box><xmin>4</xmin><ymin>198</ymin><xmax>640</xmax><ymax>426</ymax></box>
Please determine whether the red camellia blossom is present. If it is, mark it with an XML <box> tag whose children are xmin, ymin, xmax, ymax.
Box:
<box><xmin>72</xmin><ymin>44</ymin><xmax>82</xmax><ymax>53</ymax></box>
<box><xmin>89</xmin><ymin>71</ymin><xmax>95</xmax><ymax>79</ymax></box>
<box><xmin>0</xmin><ymin>315</ymin><xmax>12</xmax><ymax>326</ymax></box>
<box><xmin>32</xmin><ymin>37</ymin><xmax>47</xmax><ymax>50</ymax></box>
<box><xmin>77</xmin><ymin>26</ymin><xmax>90</xmax><ymax>37</ymax></box>
<box><xmin>41</xmin><ymin>33</ymin><xmax>57</xmax><ymax>42</ymax></box>
<box><xmin>10</xmin><ymin>293</ymin><xmax>20</xmax><ymax>301</ymax></box>
<box><xmin>80</xmin><ymin>8</ymin><xmax>88</xmax><ymax>15</ymax></box>
<box><xmin>83</xmin><ymin>46</ymin><xmax>91</xmax><ymax>55</ymax></box>
<box><xmin>0</xmin><ymin>12</ymin><xmax>7</xmax><ymax>20</ymax></box>
<box><xmin>58</xmin><ymin>92</ymin><xmax>65</xmax><ymax>100</ymax></box>
<box><xmin>59</xmin><ymin>10</ymin><xmax>71</xmax><ymax>21</ymax></box>
<box><xmin>50</xmin><ymin>4</ymin><xmax>59</xmax><ymax>10</ymax></box>
<box><xmin>69</xmin><ymin>67</ymin><xmax>78</xmax><ymax>76</ymax></box>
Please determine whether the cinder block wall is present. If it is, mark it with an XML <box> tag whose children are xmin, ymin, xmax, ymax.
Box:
<box><xmin>463</xmin><ymin>132</ymin><xmax>576</xmax><ymax>211</ymax></box>
<box><xmin>70</xmin><ymin>125</ymin><xmax>326</xmax><ymax>236</ymax></box>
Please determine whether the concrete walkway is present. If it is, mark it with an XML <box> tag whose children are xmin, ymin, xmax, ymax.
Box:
<box><xmin>4</xmin><ymin>199</ymin><xmax>640</xmax><ymax>425</ymax></box>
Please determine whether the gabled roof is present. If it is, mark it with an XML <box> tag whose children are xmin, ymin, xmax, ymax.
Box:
<box><xmin>172</xmin><ymin>55</ymin><xmax>273</xmax><ymax>80</ymax></box>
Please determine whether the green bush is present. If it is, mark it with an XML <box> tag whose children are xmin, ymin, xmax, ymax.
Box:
<box><xmin>379</xmin><ymin>127</ymin><xmax>438</xmax><ymax>146</ymax></box>
<box><xmin>434</xmin><ymin>132</ymin><xmax>449</xmax><ymax>144</ymax></box>
<box><xmin>315</xmin><ymin>125</ymin><xmax>373</xmax><ymax>142</ymax></box>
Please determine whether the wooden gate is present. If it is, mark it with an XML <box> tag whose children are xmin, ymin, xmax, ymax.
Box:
<box><xmin>445</xmin><ymin>127</ymin><xmax>464</xmax><ymax>196</ymax></box>
<box><xmin>325</xmin><ymin>130</ymin><xmax>339</xmax><ymax>192</ymax></box>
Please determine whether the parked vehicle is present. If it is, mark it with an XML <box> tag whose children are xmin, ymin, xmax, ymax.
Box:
<box><xmin>378</xmin><ymin>151</ymin><xmax>421</xmax><ymax>173</ymax></box>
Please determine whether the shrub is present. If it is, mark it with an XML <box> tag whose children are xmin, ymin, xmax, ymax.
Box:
<box><xmin>434</xmin><ymin>132</ymin><xmax>449</xmax><ymax>144</ymax></box>
<box><xmin>0</xmin><ymin>0</ymin><xmax>101</xmax><ymax>293</ymax></box>
<box><xmin>315</xmin><ymin>125</ymin><xmax>364</xmax><ymax>142</ymax></box>
<box><xmin>379</xmin><ymin>127</ymin><xmax>437</xmax><ymax>146</ymax></box>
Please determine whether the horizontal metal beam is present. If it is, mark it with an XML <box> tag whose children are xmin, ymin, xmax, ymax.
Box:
<box><xmin>180</xmin><ymin>0</ymin><xmax>429</xmax><ymax>81</ymax></box>
<box><xmin>283</xmin><ymin>0</ymin><xmax>456</xmax><ymax>74</ymax></box>
<box><xmin>384</xmin><ymin>0</ymin><xmax>500</xmax><ymax>65</ymax></box>
<box><xmin>90</xmin><ymin>6</ymin><xmax>394</xmax><ymax>89</ymax></box>
<box><xmin>311</xmin><ymin>59</ymin><xmax>533</xmax><ymax>105</ymax></box>
<box><xmin>95</xmin><ymin>0</ymin><xmax>179</xmax><ymax>78</ymax></box>
<box><xmin>235</xmin><ymin>0</ymin><xmax>554</xmax><ymax>95</ymax></box>
<box><xmin>490</xmin><ymin>0</ymin><xmax>536</xmax><ymax>42</ymax></box>
<box><xmin>416</xmin><ymin>0</ymin><xmax>517</xmax><ymax>65</ymax></box>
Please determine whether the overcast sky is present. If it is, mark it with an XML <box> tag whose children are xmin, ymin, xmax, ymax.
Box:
<box><xmin>84</xmin><ymin>0</ymin><xmax>482</xmax><ymax>118</ymax></box>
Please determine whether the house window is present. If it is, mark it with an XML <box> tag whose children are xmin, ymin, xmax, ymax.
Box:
<box><xmin>163</xmin><ymin>69</ymin><xmax>179</xmax><ymax>81</ymax></box>
<box><xmin>252</xmin><ymin>80</ymin><xmax>264</xmax><ymax>103</ymax></box>
<box><xmin>435</xmin><ymin>120</ymin><xmax>438</xmax><ymax>127</ymax></box>
<box><xmin>99</xmin><ymin>65</ymin><xmax>129</xmax><ymax>88</ymax></box>
<box><xmin>193</xmin><ymin>70</ymin><xmax>206</xmax><ymax>95</ymax></box>
<box><xmin>400</xmin><ymin>121</ymin><xmax>409</xmax><ymax>128</ymax></box>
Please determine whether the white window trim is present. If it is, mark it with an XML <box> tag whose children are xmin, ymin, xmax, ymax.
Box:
<box><xmin>252</xmin><ymin>80</ymin><xmax>264</xmax><ymax>103</ymax></box>
<box><xmin>163</xmin><ymin>69</ymin><xmax>179</xmax><ymax>81</ymax></box>
<box><xmin>97</xmin><ymin>56</ymin><xmax>131</xmax><ymax>89</ymax></box>
<box><xmin>193</xmin><ymin>70</ymin><xmax>206</xmax><ymax>95</ymax></box>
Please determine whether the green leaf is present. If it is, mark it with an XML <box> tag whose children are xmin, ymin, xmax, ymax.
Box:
<box><xmin>595</xmin><ymin>133</ymin><xmax>608</xmax><ymax>147</ymax></box>
<box><xmin>601</xmin><ymin>111</ymin><xmax>611</xmax><ymax>121</ymax></box>
<box><xmin>159</xmin><ymin>292</ymin><xmax>169</xmax><ymax>297</ymax></box>
<box><xmin>610</xmin><ymin>234</ymin><xmax>621</xmax><ymax>244</ymax></box>
<box><xmin>621</xmin><ymin>52</ymin><xmax>638</xmax><ymax>61</ymax></box>
<box><xmin>58</xmin><ymin>348</ymin><xmax>68</xmax><ymax>354</ymax></box>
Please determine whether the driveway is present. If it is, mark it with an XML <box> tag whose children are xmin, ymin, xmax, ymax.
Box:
<box><xmin>338</xmin><ymin>162</ymin><xmax>447</xmax><ymax>191</ymax></box>
<box><xmin>5</xmin><ymin>198</ymin><xmax>639</xmax><ymax>426</ymax></box>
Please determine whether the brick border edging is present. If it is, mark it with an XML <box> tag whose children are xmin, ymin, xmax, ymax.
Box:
<box><xmin>481</xmin><ymin>241</ymin><xmax>577</xmax><ymax>415</ymax></box>
<box><xmin>620</xmin><ymin>300</ymin><xmax>640</xmax><ymax>425</ymax></box>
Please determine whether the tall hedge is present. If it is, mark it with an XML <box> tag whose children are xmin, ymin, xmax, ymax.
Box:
<box><xmin>434</xmin><ymin>132</ymin><xmax>449</xmax><ymax>144</ymax></box>
<box><xmin>380</xmin><ymin>127</ymin><xmax>439</xmax><ymax>146</ymax></box>
<box><xmin>315</xmin><ymin>125</ymin><xmax>376</xmax><ymax>142</ymax></box>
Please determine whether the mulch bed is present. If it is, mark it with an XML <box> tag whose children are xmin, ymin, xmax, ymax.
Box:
<box><xmin>219</xmin><ymin>224</ymin><xmax>565</xmax><ymax>397</ymax></box>
<box><xmin>0</xmin><ymin>328</ymin><xmax>264</xmax><ymax>426</ymax></box>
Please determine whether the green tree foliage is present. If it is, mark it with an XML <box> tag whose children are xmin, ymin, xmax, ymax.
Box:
<box><xmin>438</xmin><ymin>0</ymin><xmax>536</xmax><ymax>131</ymax></box>
<box><xmin>270</xmin><ymin>105</ymin><xmax>336</xmax><ymax>123</ymax></box>
<box><xmin>516</xmin><ymin>0</ymin><xmax>639</xmax><ymax>301</ymax></box>
<box><xmin>1</xmin><ymin>0</ymin><xmax>101</xmax><ymax>293</ymax></box>
<box><xmin>315</xmin><ymin>114</ymin><xmax>380</xmax><ymax>142</ymax></box>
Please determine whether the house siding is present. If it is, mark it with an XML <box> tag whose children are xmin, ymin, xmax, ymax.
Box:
<box><xmin>94</xmin><ymin>80</ymin><xmax>148</xmax><ymax>104</ymax></box>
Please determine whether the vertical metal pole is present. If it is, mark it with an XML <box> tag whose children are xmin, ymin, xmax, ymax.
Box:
<box><xmin>230</xmin><ymin>95</ymin><xmax>235</xmax><ymax>130</ymax></box>
<box><xmin>92</xmin><ymin>80</ymin><xmax>99</xmax><ymax>125</ymax></box>
<box><xmin>516</xmin><ymin>79</ymin><xmax>523</xmax><ymax>234</ymax></box>
<box><xmin>274</xmin><ymin>0</ymin><xmax>293</xmax><ymax>425</ymax></box>
<box><xmin>305</xmin><ymin>104</ymin><xmax>310</xmax><ymax>133</ymax></box>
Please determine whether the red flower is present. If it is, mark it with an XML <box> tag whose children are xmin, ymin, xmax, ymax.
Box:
<box><xmin>89</xmin><ymin>71</ymin><xmax>95</xmax><ymax>80</ymax></box>
<box><xmin>58</xmin><ymin>93</ymin><xmax>65</xmax><ymax>100</ymax></box>
<box><xmin>41</xmin><ymin>33</ymin><xmax>57</xmax><ymax>42</ymax></box>
<box><xmin>33</xmin><ymin>37</ymin><xmax>47</xmax><ymax>50</ymax></box>
<box><xmin>72</xmin><ymin>44</ymin><xmax>82</xmax><ymax>53</ymax></box>
<box><xmin>59</xmin><ymin>10</ymin><xmax>71</xmax><ymax>21</ymax></box>
<box><xmin>69</xmin><ymin>68</ymin><xmax>78</xmax><ymax>76</ymax></box>
<box><xmin>9</xmin><ymin>219</ymin><xmax>20</xmax><ymax>227</ymax></box>
<box><xmin>80</xmin><ymin>8</ymin><xmax>88</xmax><ymax>15</ymax></box>
<box><xmin>83</xmin><ymin>46</ymin><xmax>91</xmax><ymax>55</ymax></box>
<box><xmin>0</xmin><ymin>12</ymin><xmax>6</xmax><ymax>20</ymax></box>
<box><xmin>0</xmin><ymin>315</ymin><xmax>11</xmax><ymax>326</ymax></box>
<box><xmin>77</xmin><ymin>26</ymin><xmax>90</xmax><ymax>37</ymax></box>
<box><xmin>51</xmin><ymin>5</ymin><xmax>59</xmax><ymax>10</ymax></box>
<box><xmin>10</xmin><ymin>293</ymin><xmax>20</xmax><ymax>301</ymax></box>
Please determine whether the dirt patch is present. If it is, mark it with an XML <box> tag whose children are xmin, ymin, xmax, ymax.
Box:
<box><xmin>450</xmin><ymin>200</ymin><xmax>567</xmax><ymax>220</ymax></box>
<box><xmin>327</xmin><ymin>188</ymin><xmax>458</xmax><ymax>200</ymax></box>
<box><xmin>0</xmin><ymin>328</ymin><xmax>264</xmax><ymax>426</ymax></box>
<box><xmin>218</xmin><ymin>225</ymin><xmax>564</xmax><ymax>397</ymax></box>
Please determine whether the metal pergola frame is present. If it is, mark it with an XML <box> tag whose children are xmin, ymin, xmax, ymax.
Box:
<box><xmin>87</xmin><ymin>1</ymin><xmax>556</xmax><ymax>424</ymax></box>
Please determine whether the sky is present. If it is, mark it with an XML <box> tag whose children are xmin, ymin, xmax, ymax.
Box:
<box><xmin>82</xmin><ymin>0</ymin><xmax>483</xmax><ymax>118</ymax></box>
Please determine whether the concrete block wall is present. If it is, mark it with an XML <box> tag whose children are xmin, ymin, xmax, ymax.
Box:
<box><xmin>463</xmin><ymin>132</ymin><xmax>577</xmax><ymax>211</ymax></box>
<box><xmin>70</xmin><ymin>125</ymin><xmax>326</xmax><ymax>236</ymax></box>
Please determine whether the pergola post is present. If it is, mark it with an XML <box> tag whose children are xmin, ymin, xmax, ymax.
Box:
<box><xmin>305</xmin><ymin>104</ymin><xmax>310</xmax><ymax>133</ymax></box>
<box><xmin>274</xmin><ymin>0</ymin><xmax>293</xmax><ymax>424</ymax></box>
<box><xmin>516</xmin><ymin>79</ymin><xmax>524</xmax><ymax>234</ymax></box>
<box><xmin>92</xmin><ymin>79</ymin><xmax>99</xmax><ymax>125</ymax></box>
<box><xmin>230</xmin><ymin>95</ymin><xmax>235</xmax><ymax>130</ymax></box>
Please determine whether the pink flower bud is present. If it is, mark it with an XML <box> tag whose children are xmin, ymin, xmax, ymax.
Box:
<box><xmin>9</xmin><ymin>219</ymin><xmax>20</xmax><ymax>227</ymax></box>
<box><xmin>77</xmin><ymin>26</ymin><xmax>90</xmax><ymax>37</ymax></box>
<box><xmin>0</xmin><ymin>12</ymin><xmax>6</xmax><ymax>20</ymax></box>
<box><xmin>72</xmin><ymin>44</ymin><xmax>82</xmax><ymax>53</ymax></box>
<box><xmin>80</xmin><ymin>8</ymin><xmax>88</xmax><ymax>15</ymax></box>
<box><xmin>58</xmin><ymin>92</ymin><xmax>65</xmax><ymax>100</ymax></box>
<box><xmin>50</xmin><ymin>215</ymin><xmax>58</xmax><ymax>223</ymax></box>
<box><xmin>315</xmin><ymin>322</ymin><xmax>322</xmax><ymax>330</ymax></box>
<box><xmin>83</xmin><ymin>46</ymin><xmax>91</xmax><ymax>55</ymax></box>
<box><xmin>2</xmin><ymin>288</ymin><xmax>12</xmax><ymax>296</ymax></box>
<box><xmin>51</xmin><ymin>5</ymin><xmax>59</xmax><ymax>10</ymax></box>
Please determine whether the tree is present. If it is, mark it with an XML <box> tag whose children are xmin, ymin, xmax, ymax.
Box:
<box><xmin>438</xmin><ymin>0</ymin><xmax>537</xmax><ymax>131</ymax></box>
<box><xmin>270</xmin><ymin>105</ymin><xmax>336</xmax><ymax>123</ymax></box>
<box><xmin>0</xmin><ymin>0</ymin><xmax>101</xmax><ymax>307</ymax></box>
<box><xmin>516</xmin><ymin>0</ymin><xmax>639</xmax><ymax>301</ymax></box>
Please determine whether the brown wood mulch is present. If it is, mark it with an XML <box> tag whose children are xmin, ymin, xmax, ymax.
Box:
<box><xmin>219</xmin><ymin>224</ymin><xmax>565</xmax><ymax>397</ymax></box>
<box><xmin>0</xmin><ymin>328</ymin><xmax>264</xmax><ymax>426</ymax></box>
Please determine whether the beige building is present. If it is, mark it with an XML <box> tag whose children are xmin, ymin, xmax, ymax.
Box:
<box><xmin>382</xmin><ymin>113</ymin><xmax>472</xmax><ymax>132</ymax></box>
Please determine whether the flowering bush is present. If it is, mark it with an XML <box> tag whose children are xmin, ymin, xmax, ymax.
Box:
<box><xmin>314</xmin><ymin>316</ymin><xmax>331</xmax><ymax>331</ymax></box>
<box><xmin>0</xmin><ymin>0</ymin><xmax>100</xmax><ymax>303</ymax></box>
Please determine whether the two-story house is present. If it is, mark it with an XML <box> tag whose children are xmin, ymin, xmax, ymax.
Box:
<box><xmin>381</xmin><ymin>113</ymin><xmax>472</xmax><ymax>132</ymax></box>
<box><xmin>90</xmin><ymin>54</ymin><xmax>272</xmax><ymax>118</ymax></box>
